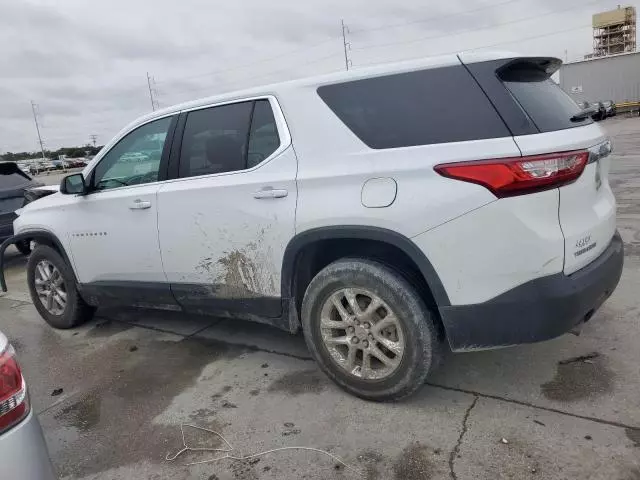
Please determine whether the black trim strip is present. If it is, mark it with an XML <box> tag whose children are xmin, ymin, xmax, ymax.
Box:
<box><xmin>158</xmin><ymin>115</ymin><xmax>180</xmax><ymax>182</ymax></box>
<box><xmin>171</xmin><ymin>282</ymin><xmax>282</xmax><ymax>318</ymax></box>
<box><xmin>244</xmin><ymin>101</ymin><xmax>257</xmax><ymax>170</ymax></box>
<box><xmin>281</xmin><ymin>226</ymin><xmax>450</xmax><ymax>307</ymax></box>
<box><xmin>167</xmin><ymin>112</ymin><xmax>188</xmax><ymax>180</ymax></box>
<box><xmin>77</xmin><ymin>281</ymin><xmax>178</xmax><ymax>308</ymax></box>
<box><xmin>440</xmin><ymin>232</ymin><xmax>623</xmax><ymax>351</ymax></box>
<box><xmin>78</xmin><ymin>280</ymin><xmax>289</xmax><ymax>331</ymax></box>
<box><xmin>0</xmin><ymin>230</ymin><xmax>75</xmax><ymax>292</ymax></box>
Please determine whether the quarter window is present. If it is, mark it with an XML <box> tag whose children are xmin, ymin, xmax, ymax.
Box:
<box><xmin>93</xmin><ymin>116</ymin><xmax>173</xmax><ymax>191</ymax></box>
<box><xmin>179</xmin><ymin>99</ymin><xmax>281</xmax><ymax>178</ymax></box>
<box><xmin>317</xmin><ymin>66</ymin><xmax>510</xmax><ymax>149</ymax></box>
<box><xmin>248</xmin><ymin>100</ymin><xmax>280</xmax><ymax>168</ymax></box>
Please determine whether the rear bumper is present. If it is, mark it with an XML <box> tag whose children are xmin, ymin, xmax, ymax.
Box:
<box><xmin>0</xmin><ymin>410</ymin><xmax>56</xmax><ymax>480</ymax></box>
<box><xmin>440</xmin><ymin>231</ymin><xmax>624</xmax><ymax>352</ymax></box>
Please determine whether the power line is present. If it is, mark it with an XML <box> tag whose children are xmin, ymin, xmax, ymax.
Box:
<box><xmin>162</xmin><ymin>51</ymin><xmax>339</xmax><ymax>100</ymax></box>
<box><xmin>357</xmin><ymin>22</ymin><xmax>595</xmax><ymax>68</ymax></box>
<box><xmin>155</xmin><ymin>37</ymin><xmax>338</xmax><ymax>86</ymax></box>
<box><xmin>352</xmin><ymin>0</ymin><xmax>606</xmax><ymax>52</ymax></box>
<box><xmin>89</xmin><ymin>134</ymin><xmax>98</xmax><ymax>147</ymax></box>
<box><xmin>341</xmin><ymin>19</ymin><xmax>352</xmax><ymax>71</ymax></box>
<box><xmin>348</xmin><ymin>0</ymin><xmax>523</xmax><ymax>35</ymax></box>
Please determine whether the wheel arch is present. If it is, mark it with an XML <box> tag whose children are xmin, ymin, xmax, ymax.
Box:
<box><xmin>281</xmin><ymin>226</ymin><xmax>451</xmax><ymax>331</ymax></box>
<box><xmin>0</xmin><ymin>229</ymin><xmax>76</xmax><ymax>292</ymax></box>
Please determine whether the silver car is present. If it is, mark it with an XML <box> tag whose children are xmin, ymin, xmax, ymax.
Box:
<box><xmin>0</xmin><ymin>331</ymin><xmax>55</xmax><ymax>479</ymax></box>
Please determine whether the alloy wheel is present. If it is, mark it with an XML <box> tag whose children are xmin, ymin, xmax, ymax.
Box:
<box><xmin>34</xmin><ymin>260</ymin><xmax>67</xmax><ymax>315</ymax></box>
<box><xmin>319</xmin><ymin>288</ymin><xmax>405</xmax><ymax>380</ymax></box>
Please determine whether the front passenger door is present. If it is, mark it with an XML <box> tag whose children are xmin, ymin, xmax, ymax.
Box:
<box><xmin>66</xmin><ymin>115</ymin><xmax>176</xmax><ymax>301</ymax></box>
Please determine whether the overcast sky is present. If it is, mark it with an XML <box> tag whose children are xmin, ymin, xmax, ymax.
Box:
<box><xmin>0</xmin><ymin>0</ymin><xmax>633</xmax><ymax>152</ymax></box>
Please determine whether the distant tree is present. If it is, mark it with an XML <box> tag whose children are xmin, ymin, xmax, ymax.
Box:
<box><xmin>66</xmin><ymin>148</ymin><xmax>86</xmax><ymax>158</ymax></box>
<box><xmin>1</xmin><ymin>143</ymin><xmax>106</xmax><ymax>162</ymax></box>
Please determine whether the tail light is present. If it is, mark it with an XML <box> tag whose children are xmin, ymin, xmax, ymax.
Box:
<box><xmin>434</xmin><ymin>150</ymin><xmax>589</xmax><ymax>198</ymax></box>
<box><xmin>0</xmin><ymin>344</ymin><xmax>29</xmax><ymax>434</ymax></box>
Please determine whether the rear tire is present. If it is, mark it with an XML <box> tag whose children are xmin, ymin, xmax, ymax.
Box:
<box><xmin>301</xmin><ymin>258</ymin><xmax>440</xmax><ymax>401</ymax></box>
<box><xmin>27</xmin><ymin>245</ymin><xmax>95</xmax><ymax>329</ymax></box>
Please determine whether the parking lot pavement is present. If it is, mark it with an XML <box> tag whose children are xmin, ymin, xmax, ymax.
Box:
<box><xmin>1</xmin><ymin>116</ymin><xmax>639</xmax><ymax>479</ymax></box>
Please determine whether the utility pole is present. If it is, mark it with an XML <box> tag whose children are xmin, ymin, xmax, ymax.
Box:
<box><xmin>146</xmin><ymin>72</ymin><xmax>160</xmax><ymax>111</ymax></box>
<box><xmin>147</xmin><ymin>72</ymin><xmax>157</xmax><ymax>111</ymax></box>
<box><xmin>341</xmin><ymin>19</ymin><xmax>352</xmax><ymax>71</ymax></box>
<box><xmin>30</xmin><ymin>101</ymin><xmax>46</xmax><ymax>174</ymax></box>
<box><xmin>89</xmin><ymin>134</ymin><xmax>98</xmax><ymax>148</ymax></box>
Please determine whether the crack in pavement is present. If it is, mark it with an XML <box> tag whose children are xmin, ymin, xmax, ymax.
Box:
<box><xmin>427</xmin><ymin>382</ymin><xmax>639</xmax><ymax>431</ymax></box>
<box><xmin>448</xmin><ymin>395</ymin><xmax>478</xmax><ymax>480</ymax></box>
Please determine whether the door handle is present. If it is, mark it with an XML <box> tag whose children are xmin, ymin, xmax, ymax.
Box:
<box><xmin>129</xmin><ymin>199</ymin><xmax>151</xmax><ymax>210</ymax></box>
<box><xmin>253</xmin><ymin>188</ymin><xmax>288</xmax><ymax>199</ymax></box>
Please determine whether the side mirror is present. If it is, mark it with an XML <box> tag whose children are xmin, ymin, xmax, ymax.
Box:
<box><xmin>60</xmin><ymin>173</ymin><xmax>87</xmax><ymax>195</ymax></box>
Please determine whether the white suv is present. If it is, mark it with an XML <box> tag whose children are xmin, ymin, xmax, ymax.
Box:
<box><xmin>0</xmin><ymin>52</ymin><xmax>623</xmax><ymax>401</ymax></box>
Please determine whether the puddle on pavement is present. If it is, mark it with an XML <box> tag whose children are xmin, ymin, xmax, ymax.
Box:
<box><xmin>56</xmin><ymin>392</ymin><xmax>101</xmax><ymax>432</ymax></box>
<box><xmin>267</xmin><ymin>368</ymin><xmax>328</xmax><ymax>395</ymax></box>
<box><xmin>357</xmin><ymin>449</ymin><xmax>384</xmax><ymax>480</ymax></box>
<box><xmin>541</xmin><ymin>352</ymin><xmax>614</xmax><ymax>402</ymax></box>
<box><xmin>626</xmin><ymin>427</ymin><xmax>640</xmax><ymax>448</ymax></box>
<box><xmin>623</xmin><ymin>466</ymin><xmax>640</xmax><ymax>479</ymax></box>
<box><xmin>85</xmin><ymin>319</ymin><xmax>133</xmax><ymax>338</ymax></box>
<box><xmin>230</xmin><ymin>458</ymin><xmax>260</xmax><ymax>480</ymax></box>
<box><xmin>45</xmin><ymin>336</ymin><xmax>243</xmax><ymax>477</ymax></box>
<box><xmin>392</xmin><ymin>442</ymin><xmax>437</xmax><ymax>480</ymax></box>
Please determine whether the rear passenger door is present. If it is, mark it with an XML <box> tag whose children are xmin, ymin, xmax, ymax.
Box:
<box><xmin>157</xmin><ymin>97</ymin><xmax>297</xmax><ymax>318</ymax></box>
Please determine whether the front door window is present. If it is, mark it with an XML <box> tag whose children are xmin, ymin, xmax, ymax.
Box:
<box><xmin>93</xmin><ymin>116</ymin><xmax>173</xmax><ymax>191</ymax></box>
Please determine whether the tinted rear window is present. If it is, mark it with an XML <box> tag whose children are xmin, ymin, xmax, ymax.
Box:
<box><xmin>501</xmin><ymin>75</ymin><xmax>591</xmax><ymax>132</ymax></box>
<box><xmin>317</xmin><ymin>66</ymin><xmax>510</xmax><ymax>149</ymax></box>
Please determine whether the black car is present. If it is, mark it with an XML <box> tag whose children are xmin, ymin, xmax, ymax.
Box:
<box><xmin>602</xmin><ymin>100</ymin><xmax>617</xmax><ymax>117</ymax></box>
<box><xmin>0</xmin><ymin>163</ymin><xmax>46</xmax><ymax>255</ymax></box>
<box><xmin>578</xmin><ymin>101</ymin><xmax>606</xmax><ymax>121</ymax></box>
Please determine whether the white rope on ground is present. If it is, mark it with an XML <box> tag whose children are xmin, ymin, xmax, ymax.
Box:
<box><xmin>166</xmin><ymin>423</ymin><xmax>364</xmax><ymax>477</ymax></box>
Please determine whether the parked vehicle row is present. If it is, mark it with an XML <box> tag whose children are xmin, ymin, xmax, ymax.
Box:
<box><xmin>578</xmin><ymin>100</ymin><xmax>617</xmax><ymax>121</ymax></box>
<box><xmin>16</xmin><ymin>159</ymin><xmax>88</xmax><ymax>176</ymax></box>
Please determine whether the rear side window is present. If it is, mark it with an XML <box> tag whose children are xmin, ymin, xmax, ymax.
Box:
<box><xmin>317</xmin><ymin>66</ymin><xmax>510</xmax><ymax>149</ymax></box>
<box><xmin>179</xmin><ymin>102</ymin><xmax>253</xmax><ymax>178</ymax></box>
<box><xmin>179</xmin><ymin>99</ymin><xmax>281</xmax><ymax>178</ymax></box>
<box><xmin>500</xmin><ymin>64</ymin><xmax>591</xmax><ymax>132</ymax></box>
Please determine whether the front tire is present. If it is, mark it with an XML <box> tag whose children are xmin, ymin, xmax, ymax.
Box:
<box><xmin>301</xmin><ymin>258</ymin><xmax>440</xmax><ymax>401</ymax></box>
<box><xmin>27</xmin><ymin>245</ymin><xmax>95</xmax><ymax>329</ymax></box>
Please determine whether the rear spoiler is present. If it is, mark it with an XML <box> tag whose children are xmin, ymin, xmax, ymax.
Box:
<box><xmin>496</xmin><ymin>57</ymin><xmax>562</xmax><ymax>82</ymax></box>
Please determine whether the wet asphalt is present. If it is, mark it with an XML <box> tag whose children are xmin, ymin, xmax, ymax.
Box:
<box><xmin>1</xmin><ymin>116</ymin><xmax>639</xmax><ymax>479</ymax></box>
